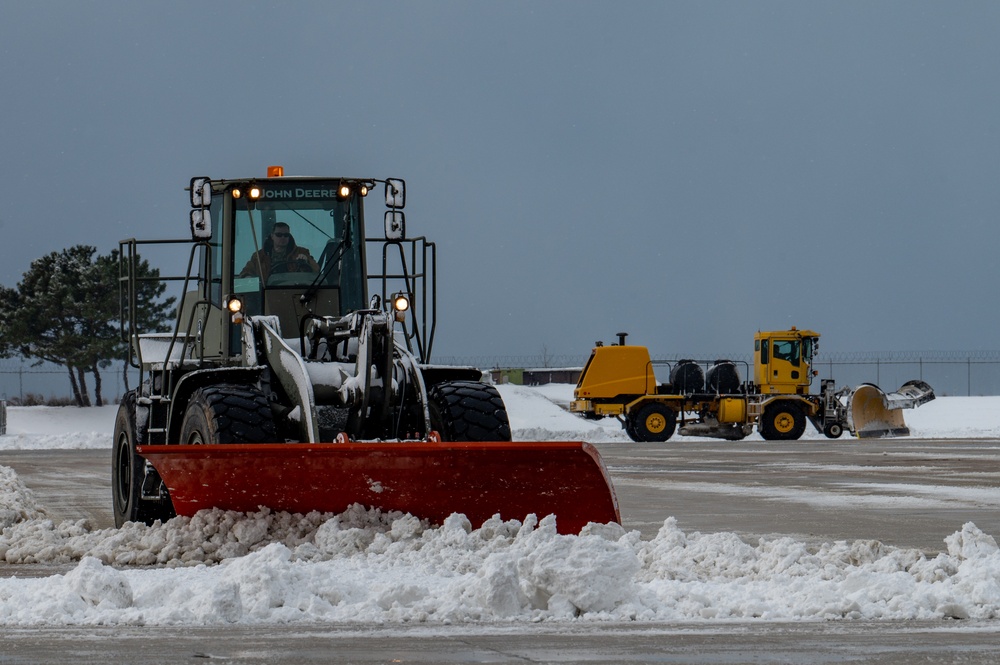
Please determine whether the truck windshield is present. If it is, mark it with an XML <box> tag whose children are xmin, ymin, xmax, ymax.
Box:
<box><xmin>772</xmin><ymin>340</ymin><xmax>801</xmax><ymax>366</ymax></box>
<box><xmin>231</xmin><ymin>191</ymin><xmax>366</xmax><ymax>313</ymax></box>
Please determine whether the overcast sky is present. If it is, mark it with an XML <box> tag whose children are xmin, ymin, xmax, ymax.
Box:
<box><xmin>2</xmin><ymin>1</ymin><xmax>998</xmax><ymax>362</ymax></box>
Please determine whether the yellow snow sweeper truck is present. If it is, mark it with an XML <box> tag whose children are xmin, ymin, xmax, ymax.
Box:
<box><xmin>570</xmin><ymin>328</ymin><xmax>933</xmax><ymax>442</ymax></box>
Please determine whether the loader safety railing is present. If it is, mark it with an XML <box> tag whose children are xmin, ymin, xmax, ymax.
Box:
<box><xmin>367</xmin><ymin>235</ymin><xmax>436</xmax><ymax>363</ymax></box>
<box><xmin>118</xmin><ymin>238</ymin><xmax>212</xmax><ymax>400</ymax></box>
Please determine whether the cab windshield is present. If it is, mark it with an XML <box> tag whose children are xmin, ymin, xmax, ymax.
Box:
<box><xmin>230</xmin><ymin>185</ymin><xmax>366</xmax><ymax>313</ymax></box>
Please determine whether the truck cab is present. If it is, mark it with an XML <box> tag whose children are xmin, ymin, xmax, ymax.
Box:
<box><xmin>753</xmin><ymin>328</ymin><xmax>819</xmax><ymax>395</ymax></box>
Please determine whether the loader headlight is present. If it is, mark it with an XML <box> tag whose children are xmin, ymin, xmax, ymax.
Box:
<box><xmin>225</xmin><ymin>296</ymin><xmax>245</xmax><ymax>324</ymax></box>
<box><xmin>392</xmin><ymin>293</ymin><xmax>410</xmax><ymax>312</ymax></box>
<box><xmin>226</xmin><ymin>297</ymin><xmax>244</xmax><ymax>314</ymax></box>
<box><xmin>391</xmin><ymin>293</ymin><xmax>410</xmax><ymax>322</ymax></box>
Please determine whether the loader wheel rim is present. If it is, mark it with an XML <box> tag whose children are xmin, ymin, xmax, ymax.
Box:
<box><xmin>774</xmin><ymin>411</ymin><xmax>796</xmax><ymax>434</ymax></box>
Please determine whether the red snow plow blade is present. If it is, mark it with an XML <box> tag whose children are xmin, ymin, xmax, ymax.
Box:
<box><xmin>137</xmin><ymin>440</ymin><xmax>621</xmax><ymax>535</ymax></box>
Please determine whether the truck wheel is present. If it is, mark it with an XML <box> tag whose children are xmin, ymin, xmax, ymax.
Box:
<box><xmin>180</xmin><ymin>384</ymin><xmax>277</xmax><ymax>444</ymax></box>
<box><xmin>759</xmin><ymin>402</ymin><xmax>806</xmax><ymax>441</ymax></box>
<box><xmin>823</xmin><ymin>422</ymin><xmax>844</xmax><ymax>439</ymax></box>
<box><xmin>428</xmin><ymin>381</ymin><xmax>512</xmax><ymax>442</ymax></box>
<box><xmin>112</xmin><ymin>392</ymin><xmax>175</xmax><ymax>527</ymax></box>
<box><xmin>630</xmin><ymin>403</ymin><xmax>677</xmax><ymax>442</ymax></box>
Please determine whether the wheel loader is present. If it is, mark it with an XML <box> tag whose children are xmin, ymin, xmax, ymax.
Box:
<box><xmin>113</xmin><ymin>166</ymin><xmax>619</xmax><ymax>534</ymax></box>
<box><xmin>570</xmin><ymin>328</ymin><xmax>934</xmax><ymax>442</ymax></box>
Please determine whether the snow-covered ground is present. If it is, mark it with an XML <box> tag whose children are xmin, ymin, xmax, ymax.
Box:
<box><xmin>0</xmin><ymin>386</ymin><xmax>999</xmax><ymax>626</ymax></box>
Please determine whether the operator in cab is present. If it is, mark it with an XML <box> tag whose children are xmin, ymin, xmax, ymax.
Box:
<box><xmin>239</xmin><ymin>222</ymin><xmax>319</xmax><ymax>282</ymax></box>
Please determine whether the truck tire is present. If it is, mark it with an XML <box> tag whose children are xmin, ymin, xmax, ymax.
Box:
<box><xmin>180</xmin><ymin>384</ymin><xmax>277</xmax><ymax>444</ymax></box>
<box><xmin>112</xmin><ymin>392</ymin><xmax>175</xmax><ymax>527</ymax></box>
<box><xmin>428</xmin><ymin>381</ymin><xmax>512</xmax><ymax>442</ymax></box>
<box><xmin>629</xmin><ymin>403</ymin><xmax>677</xmax><ymax>442</ymax></box>
<box><xmin>823</xmin><ymin>421</ymin><xmax>845</xmax><ymax>439</ymax></box>
<box><xmin>759</xmin><ymin>401</ymin><xmax>806</xmax><ymax>441</ymax></box>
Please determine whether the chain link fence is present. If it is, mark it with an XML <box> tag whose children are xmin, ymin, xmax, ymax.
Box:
<box><xmin>436</xmin><ymin>351</ymin><xmax>1000</xmax><ymax>397</ymax></box>
<box><xmin>4</xmin><ymin>351</ymin><xmax>1000</xmax><ymax>402</ymax></box>
<box><xmin>0</xmin><ymin>359</ymin><xmax>132</xmax><ymax>405</ymax></box>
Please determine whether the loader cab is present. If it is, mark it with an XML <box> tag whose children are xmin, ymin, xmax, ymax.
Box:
<box><xmin>198</xmin><ymin>177</ymin><xmax>372</xmax><ymax>355</ymax></box>
<box><xmin>753</xmin><ymin>328</ymin><xmax>819</xmax><ymax>395</ymax></box>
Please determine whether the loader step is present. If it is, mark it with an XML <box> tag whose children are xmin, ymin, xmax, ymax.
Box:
<box><xmin>137</xmin><ymin>440</ymin><xmax>621</xmax><ymax>535</ymax></box>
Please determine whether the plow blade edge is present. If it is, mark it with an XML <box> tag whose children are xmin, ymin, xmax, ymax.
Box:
<box><xmin>137</xmin><ymin>441</ymin><xmax>621</xmax><ymax>535</ymax></box>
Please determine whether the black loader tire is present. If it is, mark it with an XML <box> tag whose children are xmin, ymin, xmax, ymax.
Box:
<box><xmin>629</xmin><ymin>402</ymin><xmax>677</xmax><ymax>442</ymax></box>
<box><xmin>112</xmin><ymin>392</ymin><xmax>175</xmax><ymax>527</ymax></box>
<box><xmin>179</xmin><ymin>384</ymin><xmax>278</xmax><ymax>444</ymax></box>
<box><xmin>759</xmin><ymin>401</ymin><xmax>807</xmax><ymax>441</ymax></box>
<box><xmin>427</xmin><ymin>381</ymin><xmax>512</xmax><ymax>442</ymax></box>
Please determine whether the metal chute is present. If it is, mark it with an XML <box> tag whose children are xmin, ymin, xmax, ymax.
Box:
<box><xmin>847</xmin><ymin>380</ymin><xmax>935</xmax><ymax>438</ymax></box>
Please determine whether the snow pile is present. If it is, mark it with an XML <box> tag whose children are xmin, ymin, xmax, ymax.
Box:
<box><xmin>0</xmin><ymin>465</ymin><xmax>48</xmax><ymax>529</ymax></box>
<box><xmin>2</xmin><ymin>495</ymin><xmax>1000</xmax><ymax>625</ymax></box>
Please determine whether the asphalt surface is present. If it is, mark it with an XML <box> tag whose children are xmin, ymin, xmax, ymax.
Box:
<box><xmin>2</xmin><ymin>438</ymin><xmax>1000</xmax><ymax>663</ymax></box>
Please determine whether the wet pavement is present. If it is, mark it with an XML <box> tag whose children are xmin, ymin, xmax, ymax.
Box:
<box><xmin>2</xmin><ymin>438</ymin><xmax>1000</xmax><ymax>663</ymax></box>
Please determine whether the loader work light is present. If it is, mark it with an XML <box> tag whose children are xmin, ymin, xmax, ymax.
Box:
<box><xmin>392</xmin><ymin>293</ymin><xmax>410</xmax><ymax>322</ymax></box>
<box><xmin>248</xmin><ymin>184</ymin><xmax>263</xmax><ymax>200</ymax></box>
<box><xmin>226</xmin><ymin>297</ymin><xmax>243</xmax><ymax>314</ymax></box>
<box><xmin>337</xmin><ymin>184</ymin><xmax>351</xmax><ymax>200</ymax></box>
<box><xmin>232</xmin><ymin>188</ymin><xmax>243</xmax><ymax>199</ymax></box>
<box><xmin>392</xmin><ymin>293</ymin><xmax>410</xmax><ymax>312</ymax></box>
<box><xmin>225</xmin><ymin>296</ymin><xmax>245</xmax><ymax>324</ymax></box>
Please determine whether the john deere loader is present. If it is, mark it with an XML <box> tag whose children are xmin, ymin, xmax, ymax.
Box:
<box><xmin>570</xmin><ymin>328</ymin><xmax>934</xmax><ymax>442</ymax></box>
<box><xmin>114</xmin><ymin>167</ymin><xmax>619</xmax><ymax>534</ymax></box>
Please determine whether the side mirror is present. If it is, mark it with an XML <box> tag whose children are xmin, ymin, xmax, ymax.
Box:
<box><xmin>384</xmin><ymin>211</ymin><xmax>405</xmax><ymax>240</ymax></box>
<box><xmin>190</xmin><ymin>209</ymin><xmax>212</xmax><ymax>240</ymax></box>
<box><xmin>385</xmin><ymin>178</ymin><xmax>405</xmax><ymax>209</ymax></box>
<box><xmin>190</xmin><ymin>177</ymin><xmax>212</xmax><ymax>208</ymax></box>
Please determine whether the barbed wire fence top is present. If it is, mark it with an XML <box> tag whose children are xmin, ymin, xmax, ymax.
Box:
<box><xmin>5</xmin><ymin>350</ymin><xmax>1000</xmax><ymax>400</ymax></box>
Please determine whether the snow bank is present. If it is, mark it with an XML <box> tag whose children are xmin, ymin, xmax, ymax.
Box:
<box><xmin>2</xmin><ymin>487</ymin><xmax>999</xmax><ymax>626</ymax></box>
<box><xmin>0</xmin><ymin>405</ymin><xmax>116</xmax><ymax>449</ymax></box>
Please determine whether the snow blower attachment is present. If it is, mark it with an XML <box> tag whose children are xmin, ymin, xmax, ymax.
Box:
<box><xmin>114</xmin><ymin>169</ymin><xmax>620</xmax><ymax>534</ymax></box>
<box><xmin>570</xmin><ymin>328</ymin><xmax>934</xmax><ymax>442</ymax></box>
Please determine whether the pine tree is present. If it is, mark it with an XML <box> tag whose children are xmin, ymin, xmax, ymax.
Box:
<box><xmin>0</xmin><ymin>245</ymin><xmax>175</xmax><ymax>406</ymax></box>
